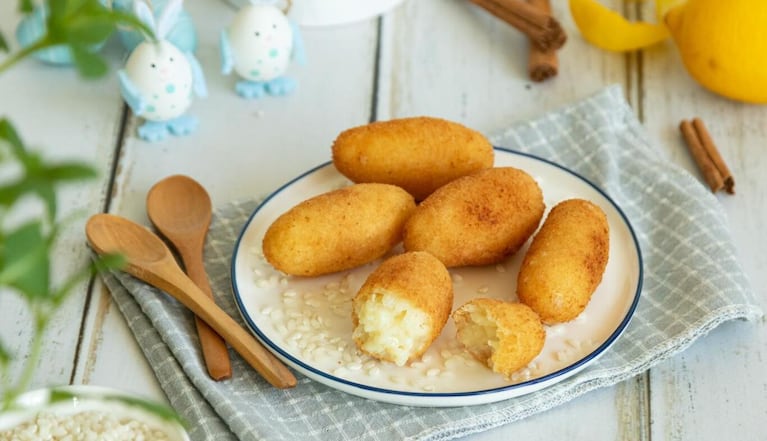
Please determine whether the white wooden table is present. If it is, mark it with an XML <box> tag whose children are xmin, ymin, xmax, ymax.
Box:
<box><xmin>2</xmin><ymin>1</ymin><xmax>766</xmax><ymax>439</ymax></box>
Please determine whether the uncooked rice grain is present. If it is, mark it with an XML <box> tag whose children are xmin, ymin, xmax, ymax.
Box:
<box><xmin>0</xmin><ymin>410</ymin><xmax>173</xmax><ymax>441</ymax></box>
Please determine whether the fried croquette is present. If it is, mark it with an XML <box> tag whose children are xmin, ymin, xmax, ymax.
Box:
<box><xmin>453</xmin><ymin>298</ymin><xmax>545</xmax><ymax>378</ymax></box>
<box><xmin>352</xmin><ymin>251</ymin><xmax>453</xmax><ymax>366</ymax></box>
<box><xmin>262</xmin><ymin>183</ymin><xmax>416</xmax><ymax>277</ymax></box>
<box><xmin>403</xmin><ymin>167</ymin><xmax>545</xmax><ymax>267</ymax></box>
<box><xmin>517</xmin><ymin>198</ymin><xmax>610</xmax><ymax>324</ymax></box>
<box><xmin>331</xmin><ymin>116</ymin><xmax>494</xmax><ymax>201</ymax></box>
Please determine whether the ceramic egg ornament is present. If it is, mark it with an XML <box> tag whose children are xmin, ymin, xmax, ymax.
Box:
<box><xmin>220</xmin><ymin>2</ymin><xmax>306</xmax><ymax>99</ymax></box>
<box><xmin>118</xmin><ymin>0</ymin><xmax>207</xmax><ymax>142</ymax></box>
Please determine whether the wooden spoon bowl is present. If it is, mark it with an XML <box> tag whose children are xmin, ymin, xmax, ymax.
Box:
<box><xmin>146</xmin><ymin>175</ymin><xmax>232</xmax><ymax>381</ymax></box>
<box><xmin>86</xmin><ymin>213</ymin><xmax>296</xmax><ymax>389</ymax></box>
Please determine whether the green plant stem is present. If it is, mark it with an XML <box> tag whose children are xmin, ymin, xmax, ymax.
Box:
<box><xmin>0</xmin><ymin>38</ymin><xmax>51</xmax><ymax>74</ymax></box>
<box><xmin>2</xmin><ymin>308</ymin><xmax>46</xmax><ymax>411</ymax></box>
<box><xmin>0</xmin><ymin>361</ymin><xmax>10</xmax><ymax>409</ymax></box>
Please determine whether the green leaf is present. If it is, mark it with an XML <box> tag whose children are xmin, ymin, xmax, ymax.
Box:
<box><xmin>29</xmin><ymin>179</ymin><xmax>57</xmax><ymax>224</ymax></box>
<box><xmin>47</xmin><ymin>0</ymin><xmax>66</xmax><ymax>19</ymax></box>
<box><xmin>66</xmin><ymin>17</ymin><xmax>114</xmax><ymax>46</ymax></box>
<box><xmin>19</xmin><ymin>150</ymin><xmax>43</xmax><ymax>176</ymax></box>
<box><xmin>46</xmin><ymin>0</ymin><xmax>93</xmax><ymax>44</ymax></box>
<box><xmin>31</xmin><ymin>0</ymin><xmax>153</xmax><ymax>78</ymax></box>
<box><xmin>0</xmin><ymin>119</ymin><xmax>98</xmax><ymax>216</ymax></box>
<box><xmin>0</xmin><ymin>32</ymin><xmax>8</xmax><ymax>53</ymax></box>
<box><xmin>0</xmin><ymin>183</ymin><xmax>27</xmax><ymax>210</ymax></box>
<box><xmin>106</xmin><ymin>395</ymin><xmax>186</xmax><ymax>426</ymax></box>
<box><xmin>48</xmin><ymin>0</ymin><xmax>93</xmax><ymax>19</ymax></box>
<box><xmin>50</xmin><ymin>253</ymin><xmax>124</xmax><ymax>305</ymax></box>
<box><xmin>0</xmin><ymin>180</ymin><xmax>60</xmax><ymax>222</ymax></box>
<box><xmin>63</xmin><ymin>0</ymin><xmax>90</xmax><ymax>17</ymax></box>
<box><xmin>49</xmin><ymin>388</ymin><xmax>76</xmax><ymax>404</ymax></box>
<box><xmin>0</xmin><ymin>221</ymin><xmax>50</xmax><ymax>299</ymax></box>
<box><xmin>0</xmin><ymin>181</ymin><xmax>60</xmax><ymax>222</ymax></box>
<box><xmin>18</xmin><ymin>0</ymin><xmax>34</xmax><ymax>14</ymax></box>
<box><xmin>49</xmin><ymin>388</ymin><xmax>186</xmax><ymax>426</ymax></box>
<box><xmin>0</xmin><ymin>340</ymin><xmax>10</xmax><ymax>366</ymax></box>
<box><xmin>0</xmin><ymin>118</ymin><xmax>27</xmax><ymax>158</ymax></box>
<box><xmin>92</xmin><ymin>253</ymin><xmax>126</xmax><ymax>273</ymax></box>
<box><xmin>70</xmin><ymin>45</ymin><xmax>107</xmax><ymax>78</ymax></box>
<box><xmin>44</xmin><ymin>162</ymin><xmax>98</xmax><ymax>181</ymax></box>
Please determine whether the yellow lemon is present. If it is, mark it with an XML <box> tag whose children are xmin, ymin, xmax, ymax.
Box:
<box><xmin>665</xmin><ymin>0</ymin><xmax>767</xmax><ymax>103</ymax></box>
<box><xmin>569</xmin><ymin>0</ymin><xmax>669</xmax><ymax>52</ymax></box>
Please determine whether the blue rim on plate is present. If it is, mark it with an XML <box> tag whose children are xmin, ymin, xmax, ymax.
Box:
<box><xmin>230</xmin><ymin>147</ymin><xmax>643</xmax><ymax>406</ymax></box>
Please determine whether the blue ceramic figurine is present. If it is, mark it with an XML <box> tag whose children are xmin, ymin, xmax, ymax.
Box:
<box><xmin>118</xmin><ymin>0</ymin><xmax>207</xmax><ymax>142</ymax></box>
<box><xmin>220</xmin><ymin>1</ymin><xmax>306</xmax><ymax>99</ymax></box>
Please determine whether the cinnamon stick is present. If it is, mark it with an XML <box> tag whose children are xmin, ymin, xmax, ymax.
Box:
<box><xmin>679</xmin><ymin>118</ymin><xmax>735</xmax><ymax>194</ymax></box>
<box><xmin>692</xmin><ymin>118</ymin><xmax>734</xmax><ymax>194</ymax></box>
<box><xmin>469</xmin><ymin>0</ymin><xmax>567</xmax><ymax>51</ymax></box>
<box><xmin>527</xmin><ymin>0</ymin><xmax>558</xmax><ymax>81</ymax></box>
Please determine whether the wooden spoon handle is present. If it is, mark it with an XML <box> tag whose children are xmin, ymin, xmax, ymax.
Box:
<box><xmin>135</xmin><ymin>262</ymin><xmax>297</xmax><ymax>389</ymax></box>
<box><xmin>183</xmin><ymin>251</ymin><xmax>233</xmax><ymax>381</ymax></box>
<box><xmin>193</xmin><ymin>316</ymin><xmax>232</xmax><ymax>380</ymax></box>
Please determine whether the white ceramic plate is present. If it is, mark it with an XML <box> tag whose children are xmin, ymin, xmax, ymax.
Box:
<box><xmin>224</xmin><ymin>0</ymin><xmax>407</xmax><ymax>27</ymax></box>
<box><xmin>231</xmin><ymin>148</ymin><xmax>642</xmax><ymax>407</ymax></box>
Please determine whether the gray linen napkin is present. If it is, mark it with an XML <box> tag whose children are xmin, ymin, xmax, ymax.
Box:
<box><xmin>100</xmin><ymin>85</ymin><xmax>763</xmax><ymax>441</ymax></box>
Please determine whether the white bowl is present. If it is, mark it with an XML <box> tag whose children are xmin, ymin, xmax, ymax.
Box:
<box><xmin>224</xmin><ymin>0</ymin><xmax>407</xmax><ymax>26</ymax></box>
<box><xmin>0</xmin><ymin>385</ymin><xmax>189</xmax><ymax>441</ymax></box>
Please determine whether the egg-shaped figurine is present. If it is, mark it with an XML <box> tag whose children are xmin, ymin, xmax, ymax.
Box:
<box><xmin>123</xmin><ymin>40</ymin><xmax>194</xmax><ymax>122</ymax></box>
<box><xmin>117</xmin><ymin>0</ymin><xmax>207</xmax><ymax>142</ymax></box>
<box><xmin>229</xmin><ymin>4</ymin><xmax>293</xmax><ymax>81</ymax></box>
<box><xmin>221</xmin><ymin>2</ymin><xmax>306</xmax><ymax>99</ymax></box>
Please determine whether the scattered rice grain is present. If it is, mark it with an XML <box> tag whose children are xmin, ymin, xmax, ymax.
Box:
<box><xmin>1</xmin><ymin>410</ymin><xmax>175</xmax><ymax>441</ymax></box>
<box><xmin>565</xmin><ymin>339</ymin><xmax>581</xmax><ymax>349</ymax></box>
<box><xmin>282</xmin><ymin>289</ymin><xmax>297</xmax><ymax>298</ymax></box>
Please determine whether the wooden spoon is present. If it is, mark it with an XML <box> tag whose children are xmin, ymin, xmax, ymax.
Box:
<box><xmin>146</xmin><ymin>175</ymin><xmax>231</xmax><ymax>381</ymax></box>
<box><xmin>86</xmin><ymin>213</ymin><xmax>297</xmax><ymax>389</ymax></box>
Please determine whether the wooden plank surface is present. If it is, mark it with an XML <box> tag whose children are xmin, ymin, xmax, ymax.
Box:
<box><xmin>0</xmin><ymin>2</ymin><xmax>126</xmax><ymax>391</ymax></box>
<box><xmin>640</xmin><ymin>7</ymin><xmax>767</xmax><ymax>438</ymax></box>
